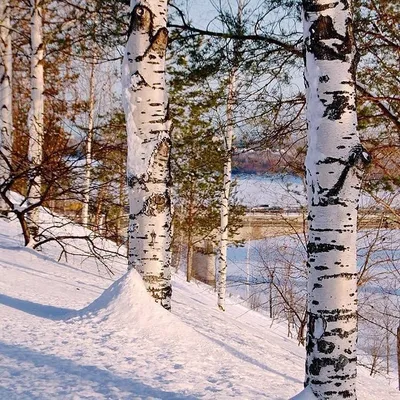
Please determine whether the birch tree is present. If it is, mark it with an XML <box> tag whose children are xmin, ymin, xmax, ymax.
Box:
<box><xmin>122</xmin><ymin>0</ymin><xmax>172</xmax><ymax>310</ymax></box>
<box><xmin>82</xmin><ymin>57</ymin><xmax>96</xmax><ymax>227</ymax></box>
<box><xmin>300</xmin><ymin>0</ymin><xmax>371</xmax><ymax>398</ymax></box>
<box><xmin>0</xmin><ymin>0</ymin><xmax>12</xmax><ymax>215</ymax></box>
<box><xmin>217</xmin><ymin>0</ymin><xmax>243</xmax><ymax>311</ymax></box>
<box><xmin>27</xmin><ymin>0</ymin><xmax>44</xmax><ymax>238</ymax></box>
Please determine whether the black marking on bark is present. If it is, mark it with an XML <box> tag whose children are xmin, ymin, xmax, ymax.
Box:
<box><xmin>144</xmin><ymin>275</ymin><xmax>172</xmax><ymax>311</ymax></box>
<box><xmin>126</xmin><ymin>51</ymin><xmax>134</xmax><ymax>63</ymax></box>
<box><xmin>318</xmin><ymin>309</ymin><xmax>354</xmax><ymax>316</ymax></box>
<box><xmin>129</xmin><ymin>5</ymin><xmax>153</xmax><ymax>37</ymax></box>
<box><xmin>317</xmin><ymin>311</ymin><xmax>357</xmax><ymax>323</ymax></box>
<box><xmin>311</xmin><ymin>228</ymin><xmax>352</xmax><ymax>233</ymax></box>
<box><xmin>305</xmin><ymin>15</ymin><xmax>352</xmax><ymax>61</ymax></box>
<box><xmin>319</xmin><ymin>75</ymin><xmax>330</xmax><ymax>83</ymax></box>
<box><xmin>315</xmin><ymin>265</ymin><xmax>329</xmax><ymax>271</ymax></box>
<box><xmin>143</xmin><ymin>193</ymin><xmax>168</xmax><ymax>216</ymax></box>
<box><xmin>347</xmin><ymin>144</ymin><xmax>372</xmax><ymax>166</ymax></box>
<box><xmin>311</xmin><ymin>379</ymin><xmax>333</xmax><ymax>385</ymax></box>
<box><xmin>335</xmin><ymin>355</ymin><xmax>351</xmax><ymax>372</ymax></box>
<box><xmin>316</xmin><ymin>157</ymin><xmax>346</xmax><ymax>165</ymax></box>
<box><xmin>127</xmin><ymin>174</ymin><xmax>147</xmax><ymax>190</ymax></box>
<box><xmin>149</xmin><ymin>28</ymin><xmax>168</xmax><ymax>58</ymax></box>
<box><xmin>307</xmin><ymin>337</ymin><xmax>315</xmax><ymax>354</ymax></box>
<box><xmin>321</xmin><ymin>93</ymin><xmax>352</xmax><ymax>120</ymax></box>
<box><xmin>318</xmin><ymin>340</ymin><xmax>335</xmax><ymax>354</ymax></box>
<box><xmin>320</xmin><ymin>145</ymin><xmax>371</xmax><ymax>201</ymax></box>
<box><xmin>309</xmin><ymin>354</ymin><xmax>351</xmax><ymax>376</ymax></box>
<box><xmin>303</xmin><ymin>0</ymin><xmax>339</xmax><ymax>13</ymax></box>
<box><xmin>130</xmin><ymin>71</ymin><xmax>150</xmax><ymax>89</ymax></box>
<box><xmin>149</xmin><ymin>129</ymin><xmax>167</xmax><ymax>136</ymax></box>
<box><xmin>340</xmin><ymin>0</ymin><xmax>349</xmax><ymax>10</ymax></box>
<box><xmin>323</xmin><ymin>390</ymin><xmax>352</xmax><ymax>398</ymax></box>
<box><xmin>151</xmin><ymin>117</ymin><xmax>167</xmax><ymax>125</ymax></box>
<box><xmin>313</xmin><ymin>283</ymin><xmax>323</xmax><ymax>290</ymax></box>
<box><xmin>136</xmin><ymin>27</ymin><xmax>168</xmax><ymax>62</ymax></box>
<box><xmin>317</xmin><ymin>272</ymin><xmax>356</xmax><ymax>281</ymax></box>
<box><xmin>308</xmin><ymin>242</ymin><xmax>346</xmax><ymax>254</ymax></box>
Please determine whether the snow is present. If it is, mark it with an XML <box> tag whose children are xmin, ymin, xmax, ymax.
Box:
<box><xmin>289</xmin><ymin>387</ymin><xmax>317</xmax><ymax>400</ymax></box>
<box><xmin>0</xmin><ymin>216</ymin><xmax>399</xmax><ymax>399</ymax></box>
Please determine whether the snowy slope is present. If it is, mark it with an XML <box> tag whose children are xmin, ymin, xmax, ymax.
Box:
<box><xmin>0</xmin><ymin>217</ymin><xmax>399</xmax><ymax>399</ymax></box>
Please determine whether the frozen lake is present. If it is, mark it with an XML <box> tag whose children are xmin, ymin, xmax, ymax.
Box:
<box><xmin>234</xmin><ymin>173</ymin><xmax>305</xmax><ymax>208</ymax></box>
<box><xmin>234</xmin><ymin>173</ymin><xmax>399</xmax><ymax>209</ymax></box>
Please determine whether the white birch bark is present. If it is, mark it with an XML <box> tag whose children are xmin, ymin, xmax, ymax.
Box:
<box><xmin>27</xmin><ymin>0</ymin><xmax>44</xmax><ymax>238</ymax></box>
<box><xmin>217</xmin><ymin>0</ymin><xmax>243</xmax><ymax>311</ymax></box>
<box><xmin>217</xmin><ymin>71</ymin><xmax>235</xmax><ymax>311</ymax></box>
<box><xmin>0</xmin><ymin>0</ymin><xmax>13</xmax><ymax>214</ymax></box>
<box><xmin>82</xmin><ymin>58</ymin><xmax>96</xmax><ymax>227</ymax></box>
<box><xmin>122</xmin><ymin>0</ymin><xmax>172</xmax><ymax>310</ymax></box>
<box><xmin>302</xmin><ymin>0</ymin><xmax>370</xmax><ymax>398</ymax></box>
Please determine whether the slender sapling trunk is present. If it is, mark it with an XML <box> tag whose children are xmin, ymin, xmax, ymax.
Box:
<box><xmin>27</xmin><ymin>0</ymin><xmax>44</xmax><ymax>239</ymax></box>
<box><xmin>0</xmin><ymin>0</ymin><xmax>13</xmax><ymax>215</ymax></box>
<box><xmin>82</xmin><ymin>57</ymin><xmax>96</xmax><ymax>227</ymax></box>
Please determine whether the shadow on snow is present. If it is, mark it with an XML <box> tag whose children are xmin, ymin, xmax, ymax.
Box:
<box><xmin>0</xmin><ymin>294</ymin><xmax>73</xmax><ymax>320</ymax></box>
<box><xmin>0</xmin><ymin>342</ymin><xmax>198</xmax><ymax>399</ymax></box>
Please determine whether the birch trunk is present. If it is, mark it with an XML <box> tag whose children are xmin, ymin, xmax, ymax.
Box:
<box><xmin>217</xmin><ymin>0</ymin><xmax>243</xmax><ymax>311</ymax></box>
<box><xmin>27</xmin><ymin>0</ymin><xmax>44</xmax><ymax>238</ymax></box>
<box><xmin>0</xmin><ymin>0</ymin><xmax>13</xmax><ymax>214</ymax></box>
<box><xmin>82</xmin><ymin>58</ymin><xmax>96</xmax><ymax>227</ymax></box>
<box><xmin>122</xmin><ymin>0</ymin><xmax>172</xmax><ymax>310</ymax></box>
<box><xmin>302</xmin><ymin>0</ymin><xmax>370</xmax><ymax>398</ymax></box>
<box><xmin>217</xmin><ymin>71</ymin><xmax>235</xmax><ymax>311</ymax></box>
<box><xmin>186</xmin><ymin>187</ymin><xmax>194</xmax><ymax>282</ymax></box>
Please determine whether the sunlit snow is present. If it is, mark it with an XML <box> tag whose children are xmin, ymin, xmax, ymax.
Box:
<box><xmin>0</xmin><ymin>215</ymin><xmax>398</xmax><ymax>399</ymax></box>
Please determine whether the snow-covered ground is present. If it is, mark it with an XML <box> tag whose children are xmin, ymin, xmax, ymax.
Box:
<box><xmin>0</xmin><ymin>216</ymin><xmax>399</xmax><ymax>399</ymax></box>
